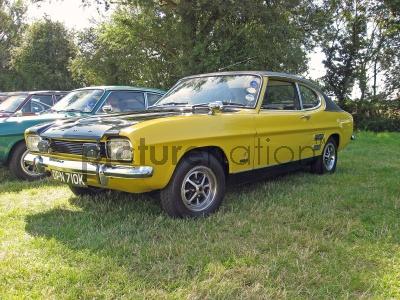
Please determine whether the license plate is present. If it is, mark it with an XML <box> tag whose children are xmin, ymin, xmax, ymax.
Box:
<box><xmin>51</xmin><ymin>170</ymin><xmax>86</xmax><ymax>187</ymax></box>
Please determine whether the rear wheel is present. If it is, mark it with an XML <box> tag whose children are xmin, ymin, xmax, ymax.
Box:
<box><xmin>160</xmin><ymin>152</ymin><xmax>226</xmax><ymax>218</ymax></box>
<box><xmin>311</xmin><ymin>137</ymin><xmax>338</xmax><ymax>174</ymax></box>
<box><xmin>9</xmin><ymin>142</ymin><xmax>46</xmax><ymax>181</ymax></box>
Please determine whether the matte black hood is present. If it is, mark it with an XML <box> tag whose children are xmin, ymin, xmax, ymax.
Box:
<box><xmin>37</xmin><ymin>110</ymin><xmax>183</xmax><ymax>141</ymax></box>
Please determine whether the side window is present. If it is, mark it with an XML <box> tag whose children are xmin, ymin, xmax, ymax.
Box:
<box><xmin>31</xmin><ymin>101</ymin><xmax>46</xmax><ymax>113</ymax></box>
<box><xmin>21</xmin><ymin>95</ymin><xmax>53</xmax><ymax>113</ymax></box>
<box><xmin>299</xmin><ymin>85</ymin><xmax>320</xmax><ymax>109</ymax></box>
<box><xmin>147</xmin><ymin>93</ymin><xmax>163</xmax><ymax>107</ymax></box>
<box><xmin>262</xmin><ymin>80</ymin><xmax>300</xmax><ymax>110</ymax></box>
<box><xmin>32</xmin><ymin>95</ymin><xmax>53</xmax><ymax>106</ymax></box>
<box><xmin>55</xmin><ymin>94</ymin><xmax>66</xmax><ymax>102</ymax></box>
<box><xmin>99</xmin><ymin>91</ymin><xmax>145</xmax><ymax>113</ymax></box>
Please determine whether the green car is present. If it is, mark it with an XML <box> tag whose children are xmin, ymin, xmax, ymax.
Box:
<box><xmin>0</xmin><ymin>86</ymin><xmax>165</xmax><ymax>180</ymax></box>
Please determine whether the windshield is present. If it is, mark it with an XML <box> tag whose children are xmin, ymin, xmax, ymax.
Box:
<box><xmin>154</xmin><ymin>75</ymin><xmax>262</xmax><ymax>108</ymax></box>
<box><xmin>0</xmin><ymin>94</ymin><xmax>28</xmax><ymax>113</ymax></box>
<box><xmin>51</xmin><ymin>89</ymin><xmax>104</xmax><ymax>112</ymax></box>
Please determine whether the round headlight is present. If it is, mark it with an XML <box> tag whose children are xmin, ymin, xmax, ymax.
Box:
<box><xmin>106</xmin><ymin>138</ymin><xmax>133</xmax><ymax>161</ymax></box>
<box><xmin>26</xmin><ymin>135</ymin><xmax>42</xmax><ymax>152</ymax></box>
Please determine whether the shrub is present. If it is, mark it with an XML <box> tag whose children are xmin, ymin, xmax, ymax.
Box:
<box><xmin>342</xmin><ymin>97</ymin><xmax>400</xmax><ymax>132</ymax></box>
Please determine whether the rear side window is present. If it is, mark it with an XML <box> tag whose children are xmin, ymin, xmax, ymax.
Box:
<box><xmin>22</xmin><ymin>95</ymin><xmax>53</xmax><ymax>113</ymax></box>
<box><xmin>299</xmin><ymin>85</ymin><xmax>320</xmax><ymax>109</ymax></box>
<box><xmin>262</xmin><ymin>80</ymin><xmax>300</xmax><ymax>110</ymax></box>
<box><xmin>32</xmin><ymin>95</ymin><xmax>53</xmax><ymax>106</ymax></box>
<box><xmin>99</xmin><ymin>91</ymin><xmax>146</xmax><ymax>113</ymax></box>
<box><xmin>55</xmin><ymin>94</ymin><xmax>66</xmax><ymax>102</ymax></box>
<box><xmin>147</xmin><ymin>93</ymin><xmax>163</xmax><ymax>107</ymax></box>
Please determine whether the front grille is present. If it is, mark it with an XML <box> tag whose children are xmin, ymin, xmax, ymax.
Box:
<box><xmin>50</xmin><ymin>140</ymin><xmax>106</xmax><ymax>157</ymax></box>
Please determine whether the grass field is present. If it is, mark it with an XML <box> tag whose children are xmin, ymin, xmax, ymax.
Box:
<box><xmin>0</xmin><ymin>131</ymin><xmax>399</xmax><ymax>298</ymax></box>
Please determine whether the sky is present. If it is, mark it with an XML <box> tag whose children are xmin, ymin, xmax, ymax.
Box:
<box><xmin>27</xmin><ymin>0</ymin><xmax>112</xmax><ymax>30</ymax></box>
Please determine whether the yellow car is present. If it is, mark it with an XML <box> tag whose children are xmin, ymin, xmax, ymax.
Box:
<box><xmin>24</xmin><ymin>71</ymin><xmax>353</xmax><ymax>217</ymax></box>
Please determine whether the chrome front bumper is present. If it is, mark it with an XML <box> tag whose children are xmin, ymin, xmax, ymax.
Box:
<box><xmin>24</xmin><ymin>153</ymin><xmax>153</xmax><ymax>185</ymax></box>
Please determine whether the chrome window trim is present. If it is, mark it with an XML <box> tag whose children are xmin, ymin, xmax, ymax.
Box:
<box><xmin>259</xmin><ymin>77</ymin><xmax>302</xmax><ymax>112</ymax></box>
<box><xmin>259</xmin><ymin>77</ymin><xmax>324</xmax><ymax>113</ymax></box>
<box><xmin>297</xmin><ymin>83</ymin><xmax>322</xmax><ymax>111</ymax></box>
<box><xmin>145</xmin><ymin>92</ymin><xmax>164</xmax><ymax>108</ymax></box>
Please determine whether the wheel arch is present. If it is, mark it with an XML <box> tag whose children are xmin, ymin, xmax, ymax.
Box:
<box><xmin>329</xmin><ymin>133</ymin><xmax>340</xmax><ymax>148</ymax></box>
<box><xmin>5</xmin><ymin>139</ymin><xmax>25</xmax><ymax>165</ymax></box>
<box><xmin>178</xmin><ymin>146</ymin><xmax>230</xmax><ymax>175</ymax></box>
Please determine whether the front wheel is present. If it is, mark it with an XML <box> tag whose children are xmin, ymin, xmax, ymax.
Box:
<box><xmin>9</xmin><ymin>142</ymin><xmax>46</xmax><ymax>181</ymax></box>
<box><xmin>311</xmin><ymin>137</ymin><xmax>338</xmax><ymax>174</ymax></box>
<box><xmin>160</xmin><ymin>152</ymin><xmax>226</xmax><ymax>218</ymax></box>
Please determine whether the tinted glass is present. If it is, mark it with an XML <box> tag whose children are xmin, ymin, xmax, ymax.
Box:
<box><xmin>100</xmin><ymin>91</ymin><xmax>145</xmax><ymax>113</ymax></box>
<box><xmin>55</xmin><ymin>94</ymin><xmax>66</xmax><ymax>102</ymax></box>
<box><xmin>0</xmin><ymin>94</ymin><xmax>28</xmax><ymax>113</ymax></box>
<box><xmin>21</xmin><ymin>95</ymin><xmax>53</xmax><ymax>113</ymax></box>
<box><xmin>32</xmin><ymin>95</ymin><xmax>53</xmax><ymax>106</ymax></box>
<box><xmin>299</xmin><ymin>85</ymin><xmax>320</xmax><ymax>109</ymax></box>
<box><xmin>52</xmin><ymin>89</ymin><xmax>104</xmax><ymax>112</ymax></box>
<box><xmin>155</xmin><ymin>75</ymin><xmax>261</xmax><ymax>107</ymax></box>
<box><xmin>262</xmin><ymin>80</ymin><xmax>300</xmax><ymax>110</ymax></box>
<box><xmin>147</xmin><ymin>93</ymin><xmax>163</xmax><ymax>107</ymax></box>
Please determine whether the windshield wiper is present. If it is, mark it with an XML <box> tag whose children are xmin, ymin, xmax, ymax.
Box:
<box><xmin>150</xmin><ymin>101</ymin><xmax>188</xmax><ymax>108</ymax></box>
<box><xmin>220</xmin><ymin>101</ymin><xmax>247</xmax><ymax>107</ymax></box>
<box><xmin>57</xmin><ymin>109</ymin><xmax>83</xmax><ymax>113</ymax></box>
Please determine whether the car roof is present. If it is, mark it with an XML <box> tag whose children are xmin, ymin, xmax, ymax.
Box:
<box><xmin>75</xmin><ymin>86</ymin><xmax>165</xmax><ymax>94</ymax></box>
<box><xmin>182</xmin><ymin>71</ymin><xmax>323</xmax><ymax>93</ymax></box>
<box><xmin>1</xmin><ymin>91</ymin><xmax>68</xmax><ymax>95</ymax></box>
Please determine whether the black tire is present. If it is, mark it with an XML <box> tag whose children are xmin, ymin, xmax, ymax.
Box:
<box><xmin>69</xmin><ymin>185</ymin><xmax>104</xmax><ymax>196</ymax></box>
<box><xmin>311</xmin><ymin>137</ymin><xmax>338</xmax><ymax>174</ymax></box>
<box><xmin>9</xmin><ymin>142</ymin><xmax>46</xmax><ymax>181</ymax></box>
<box><xmin>160</xmin><ymin>152</ymin><xmax>226</xmax><ymax>218</ymax></box>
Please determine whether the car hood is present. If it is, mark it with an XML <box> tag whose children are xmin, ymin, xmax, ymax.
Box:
<box><xmin>35</xmin><ymin>110</ymin><xmax>183</xmax><ymax>141</ymax></box>
<box><xmin>0</xmin><ymin>112</ymin><xmax>11</xmax><ymax>118</ymax></box>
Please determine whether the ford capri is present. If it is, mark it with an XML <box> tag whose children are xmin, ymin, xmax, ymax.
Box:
<box><xmin>24</xmin><ymin>71</ymin><xmax>353</xmax><ymax>217</ymax></box>
<box><xmin>0</xmin><ymin>86</ymin><xmax>164</xmax><ymax>180</ymax></box>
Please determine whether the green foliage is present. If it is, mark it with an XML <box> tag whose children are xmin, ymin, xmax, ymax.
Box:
<box><xmin>344</xmin><ymin>97</ymin><xmax>400</xmax><ymax>131</ymax></box>
<box><xmin>71</xmin><ymin>0</ymin><xmax>321</xmax><ymax>89</ymax></box>
<box><xmin>0</xmin><ymin>0</ymin><xmax>26</xmax><ymax>91</ymax></box>
<box><xmin>11</xmin><ymin>18</ymin><xmax>77</xmax><ymax>90</ymax></box>
<box><xmin>318</xmin><ymin>0</ymin><xmax>368</xmax><ymax>106</ymax></box>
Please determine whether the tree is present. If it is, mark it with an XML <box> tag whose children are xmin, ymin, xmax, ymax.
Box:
<box><xmin>0</xmin><ymin>0</ymin><xmax>26</xmax><ymax>91</ymax></box>
<box><xmin>318</xmin><ymin>0</ymin><xmax>367</xmax><ymax>106</ymax></box>
<box><xmin>11</xmin><ymin>18</ymin><xmax>77</xmax><ymax>90</ymax></box>
<box><xmin>71</xmin><ymin>0</ymin><xmax>321</xmax><ymax>89</ymax></box>
<box><xmin>379</xmin><ymin>0</ymin><xmax>400</xmax><ymax>98</ymax></box>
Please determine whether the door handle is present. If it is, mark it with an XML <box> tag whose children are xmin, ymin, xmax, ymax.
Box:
<box><xmin>300</xmin><ymin>115</ymin><xmax>311</xmax><ymax>120</ymax></box>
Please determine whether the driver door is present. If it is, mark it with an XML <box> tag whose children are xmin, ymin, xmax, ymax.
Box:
<box><xmin>254</xmin><ymin>78</ymin><xmax>313</xmax><ymax>168</ymax></box>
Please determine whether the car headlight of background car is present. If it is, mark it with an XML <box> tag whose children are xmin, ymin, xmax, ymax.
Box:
<box><xmin>26</xmin><ymin>135</ymin><xmax>42</xmax><ymax>152</ymax></box>
<box><xmin>106</xmin><ymin>138</ymin><xmax>133</xmax><ymax>161</ymax></box>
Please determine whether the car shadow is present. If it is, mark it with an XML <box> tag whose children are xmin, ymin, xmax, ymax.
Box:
<box><xmin>24</xmin><ymin>166</ymin><xmax>308</xmax><ymax>253</ymax></box>
<box><xmin>0</xmin><ymin>167</ymin><xmax>61</xmax><ymax>194</ymax></box>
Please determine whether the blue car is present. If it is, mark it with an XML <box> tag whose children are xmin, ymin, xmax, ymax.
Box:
<box><xmin>0</xmin><ymin>86</ymin><xmax>165</xmax><ymax>180</ymax></box>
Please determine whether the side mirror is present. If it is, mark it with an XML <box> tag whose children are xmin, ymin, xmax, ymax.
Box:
<box><xmin>102</xmin><ymin>105</ymin><xmax>113</xmax><ymax>113</ymax></box>
<box><xmin>15</xmin><ymin>110</ymin><xmax>23</xmax><ymax>117</ymax></box>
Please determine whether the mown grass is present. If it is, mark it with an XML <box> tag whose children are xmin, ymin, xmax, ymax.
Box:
<box><xmin>0</xmin><ymin>131</ymin><xmax>399</xmax><ymax>298</ymax></box>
